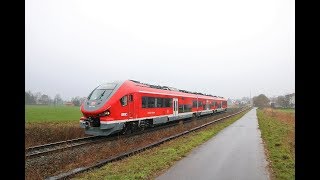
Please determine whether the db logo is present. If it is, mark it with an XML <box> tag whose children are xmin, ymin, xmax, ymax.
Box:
<box><xmin>121</xmin><ymin>113</ymin><xmax>128</xmax><ymax>116</ymax></box>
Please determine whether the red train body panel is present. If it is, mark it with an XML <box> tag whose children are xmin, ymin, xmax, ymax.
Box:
<box><xmin>80</xmin><ymin>80</ymin><xmax>227</xmax><ymax>136</ymax></box>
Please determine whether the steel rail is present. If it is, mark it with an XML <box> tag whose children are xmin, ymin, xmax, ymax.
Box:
<box><xmin>25</xmin><ymin>136</ymin><xmax>106</xmax><ymax>158</ymax></box>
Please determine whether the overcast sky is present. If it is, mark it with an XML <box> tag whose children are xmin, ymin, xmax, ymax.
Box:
<box><xmin>25</xmin><ymin>0</ymin><xmax>294</xmax><ymax>101</ymax></box>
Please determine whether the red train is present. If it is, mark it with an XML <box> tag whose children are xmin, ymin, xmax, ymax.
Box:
<box><xmin>80</xmin><ymin>80</ymin><xmax>227</xmax><ymax>136</ymax></box>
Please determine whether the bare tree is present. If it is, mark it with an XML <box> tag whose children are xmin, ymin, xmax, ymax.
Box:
<box><xmin>276</xmin><ymin>95</ymin><xmax>286</xmax><ymax>107</ymax></box>
<box><xmin>71</xmin><ymin>96</ymin><xmax>81</xmax><ymax>106</ymax></box>
<box><xmin>253</xmin><ymin>94</ymin><xmax>270</xmax><ymax>108</ymax></box>
<box><xmin>25</xmin><ymin>91</ymin><xmax>36</xmax><ymax>104</ymax></box>
<box><xmin>53</xmin><ymin>94</ymin><xmax>63</xmax><ymax>105</ymax></box>
<box><xmin>34</xmin><ymin>92</ymin><xmax>42</xmax><ymax>104</ymax></box>
<box><xmin>39</xmin><ymin>94</ymin><xmax>50</xmax><ymax>105</ymax></box>
<box><xmin>284</xmin><ymin>93</ymin><xmax>295</xmax><ymax>108</ymax></box>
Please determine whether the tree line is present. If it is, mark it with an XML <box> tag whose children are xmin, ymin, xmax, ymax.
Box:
<box><xmin>25</xmin><ymin>91</ymin><xmax>85</xmax><ymax>106</ymax></box>
<box><xmin>252</xmin><ymin>93</ymin><xmax>295</xmax><ymax>108</ymax></box>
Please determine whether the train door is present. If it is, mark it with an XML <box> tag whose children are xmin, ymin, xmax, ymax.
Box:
<box><xmin>128</xmin><ymin>94</ymin><xmax>134</xmax><ymax>119</ymax></box>
<box><xmin>206</xmin><ymin>100</ymin><xmax>209</xmax><ymax>110</ymax></box>
<box><xmin>173</xmin><ymin>98</ymin><xmax>178</xmax><ymax>116</ymax></box>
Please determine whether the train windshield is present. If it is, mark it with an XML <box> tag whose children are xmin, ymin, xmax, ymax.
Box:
<box><xmin>88</xmin><ymin>83</ymin><xmax>116</xmax><ymax>100</ymax></box>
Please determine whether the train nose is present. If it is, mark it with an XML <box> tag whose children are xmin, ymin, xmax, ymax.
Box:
<box><xmin>80</xmin><ymin>117</ymin><xmax>101</xmax><ymax>128</ymax></box>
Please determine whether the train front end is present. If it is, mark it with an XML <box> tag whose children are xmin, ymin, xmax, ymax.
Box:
<box><xmin>79</xmin><ymin>81</ymin><xmax>126</xmax><ymax>136</ymax></box>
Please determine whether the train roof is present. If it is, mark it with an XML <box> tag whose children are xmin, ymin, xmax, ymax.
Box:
<box><xmin>126</xmin><ymin>80</ymin><xmax>226</xmax><ymax>100</ymax></box>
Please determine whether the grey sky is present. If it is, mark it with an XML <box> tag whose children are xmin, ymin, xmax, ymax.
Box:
<box><xmin>25</xmin><ymin>0</ymin><xmax>294</xmax><ymax>101</ymax></box>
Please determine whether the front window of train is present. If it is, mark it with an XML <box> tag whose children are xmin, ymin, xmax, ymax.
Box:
<box><xmin>87</xmin><ymin>83</ymin><xmax>116</xmax><ymax>100</ymax></box>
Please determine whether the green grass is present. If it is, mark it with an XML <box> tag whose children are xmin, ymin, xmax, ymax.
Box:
<box><xmin>25</xmin><ymin>105</ymin><xmax>82</xmax><ymax>123</ymax></box>
<box><xmin>257</xmin><ymin>109</ymin><xmax>295</xmax><ymax>180</ymax></box>
<box><xmin>274</xmin><ymin>108</ymin><xmax>295</xmax><ymax>114</ymax></box>
<box><xmin>75</xmin><ymin>109</ymin><xmax>250</xmax><ymax>179</ymax></box>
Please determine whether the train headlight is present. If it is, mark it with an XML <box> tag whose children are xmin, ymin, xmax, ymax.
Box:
<box><xmin>99</xmin><ymin>110</ymin><xmax>110</xmax><ymax>117</ymax></box>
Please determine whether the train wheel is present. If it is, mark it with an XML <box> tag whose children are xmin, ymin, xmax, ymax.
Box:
<box><xmin>122</xmin><ymin>124</ymin><xmax>133</xmax><ymax>135</ymax></box>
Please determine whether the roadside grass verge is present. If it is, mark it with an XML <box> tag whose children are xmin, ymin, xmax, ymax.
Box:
<box><xmin>74</xmin><ymin>109</ymin><xmax>250</xmax><ymax>179</ymax></box>
<box><xmin>25</xmin><ymin>105</ymin><xmax>82</xmax><ymax>123</ymax></box>
<box><xmin>257</xmin><ymin>108</ymin><xmax>295</xmax><ymax>180</ymax></box>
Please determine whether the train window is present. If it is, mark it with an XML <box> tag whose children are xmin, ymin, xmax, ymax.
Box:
<box><xmin>178</xmin><ymin>105</ymin><xmax>184</xmax><ymax>113</ymax></box>
<box><xmin>178</xmin><ymin>104</ymin><xmax>192</xmax><ymax>113</ymax></box>
<box><xmin>164</xmin><ymin>98</ymin><xmax>172</xmax><ymax>107</ymax></box>
<box><xmin>120</xmin><ymin>96</ymin><xmax>128</xmax><ymax>106</ymax></box>
<box><xmin>141</xmin><ymin>97</ymin><xmax>173</xmax><ymax>108</ymax></box>
<box><xmin>148</xmin><ymin>97</ymin><xmax>156</xmax><ymax>108</ymax></box>
<box><xmin>161</xmin><ymin>98</ymin><xmax>165</xmax><ymax>107</ymax></box>
<box><xmin>164</xmin><ymin>98</ymin><xmax>168</xmax><ymax>107</ymax></box>
<box><xmin>184</xmin><ymin>104</ymin><xmax>192</xmax><ymax>112</ymax></box>
<box><xmin>142</xmin><ymin>96</ymin><xmax>147</xmax><ymax>108</ymax></box>
<box><xmin>142</xmin><ymin>97</ymin><xmax>172</xmax><ymax>108</ymax></box>
<box><xmin>88</xmin><ymin>89</ymin><xmax>113</xmax><ymax>100</ymax></box>
<box><xmin>212</xmin><ymin>101</ymin><xmax>216</xmax><ymax>107</ymax></box>
<box><xmin>192</xmin><ymin>100</ymin><xmax>197</xmax><ymax>108</ymax></box>
<box><xmin>129</xmin><ymin>95</ymin><xmax>133</xmax><ymax>102</ymax></box>
<box><xmin>97</xmin><ymin>83</ymin><xmax>117</xmax><ymax>90</ymax></box>
<box><xmin>156</xmin><ymin>98</ymin><xmax>164</xmax><ymax>108</ymax></box>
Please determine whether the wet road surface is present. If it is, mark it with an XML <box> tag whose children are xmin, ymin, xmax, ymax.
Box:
<box><xmin>156</xmin><ymin>108</ymin><xmax>269</xmax><ymax>180</ymax></box>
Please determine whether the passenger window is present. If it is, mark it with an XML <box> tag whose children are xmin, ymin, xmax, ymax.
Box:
<box><xmin>148</xmin><ymin>97</ymin><xmax>155</xmax><ymax>108</ymax></box>
<box><xmin>142</xmin><ymin>96</ymin><xmax>147</xmax><ymax>108</ymax></box>
<box><xmin>192</xmin><ymin>100</ymin><xmax>197</xmax><ymax>108</ymax></box>
<box><xmin>156</xmin><ymin>98</ymin><xmax>163</xmax><ymax>107</ymax></box>
<box><xmin>164</xmin><ymin>98</ymin><xmax>172</xmax><ymax>107</ymax></box>
<box><xmin>129</xmin><ymin>95</ymin><xmax>133</xmax><ymax>102</ymax></box>
<box><xmin>178</xmin><ymin>105</ymin><xmax>183</xmax><ymax>113</ymax></box>
<box><xmin>120</xmin><ymin>96</ymin><xmax>128</xmax><ymax>106</ymax></box>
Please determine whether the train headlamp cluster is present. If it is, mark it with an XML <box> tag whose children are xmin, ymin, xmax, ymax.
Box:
<box><xmin>99</xmin><ymin>110</ymin><xmax>110</xmax><ymax>117</ymax></box>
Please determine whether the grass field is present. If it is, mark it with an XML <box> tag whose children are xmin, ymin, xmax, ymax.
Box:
<box><xmin>25</xmin><ymin>105</ymin><xmax>85</xmax><ymax>147</ymax></box>
<box><xmin>74</xmin><ymin>109</ymin><xmax>250</xmax><ymax>179</ymax></box>
<box><xmin>25</xmin><ymin>105</ymin><xmax>82</xmax><ymax>123</ymax></box>
<box><xmin>257</xmin><ymin>108</ymin><xmax>295</xmax><ymax>180</ymax></box>
<box><xmin>273</xmin><ymin>108</ymin><xmax>295</xmax><ymax>114</ymax></box>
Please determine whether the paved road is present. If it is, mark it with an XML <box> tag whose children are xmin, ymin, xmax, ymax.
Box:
<box><xmin>156</xmin><ymin>108</ymin><xmax>270</xmax><ymax>180</ymax></box>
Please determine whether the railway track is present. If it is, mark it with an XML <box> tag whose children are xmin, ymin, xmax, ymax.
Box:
<box><xmin>26</xmin><ymin>108</ymin><xmax>245</xmax><ymax>159</ymax></box>
<box><xmin>46</xmin><ymin>106</ymin><xmax>251</xmax><ymax>180</ymax></box>
<box><xmin>25</xmin><ymin>136</ymin><xmax>107</xmax><ymax>158</ymax></box>
<box><xmin>26</xmin><ymin>117</ymin><xmax>190</xmax><ymax>158</ymax></box>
